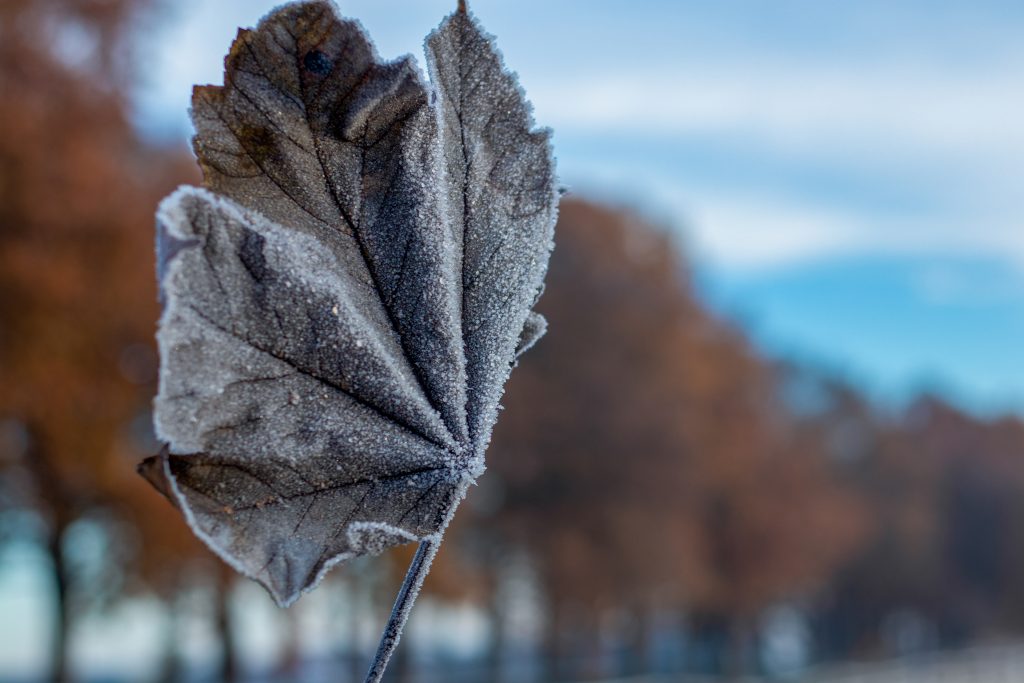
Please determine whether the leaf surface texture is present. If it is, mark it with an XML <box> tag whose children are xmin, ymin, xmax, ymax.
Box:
<box><xmin>142</xmin><ymin>1</ymin><xmax>557</xmax><ymax>606</ymax></box>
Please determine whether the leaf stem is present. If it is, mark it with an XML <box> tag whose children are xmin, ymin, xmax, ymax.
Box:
<box><xmin>362</xmin><ymin>539</ymin><xmax>440</xmax><ymax>683</ymax></box>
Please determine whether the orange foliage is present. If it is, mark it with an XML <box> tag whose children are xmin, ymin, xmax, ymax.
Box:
<box><xmin>0</xmin><ymin>0</ymin><xmax>205</xmax><ymax>594</ymax></box>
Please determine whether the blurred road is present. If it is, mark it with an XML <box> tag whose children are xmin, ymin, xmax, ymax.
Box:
<box><xmin>806</xmin><ymin>644</ymin><xmax>1024</xmax><ymax>683</ymax></box>
<box><xmin>582</xmin><ymin>644</ymin><xmax>1024</xmax><ymax>683</ymax></box>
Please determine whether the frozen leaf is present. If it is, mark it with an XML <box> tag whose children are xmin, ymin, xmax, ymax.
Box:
<box><xmin>139</xmin><ymin>0</ymin><xmax>557</xmax><ymax>608</ymax></box>
<box><xmin>516</xmin><ymin>311</ymin><xmax>548</xmax><ymax>359</ymax></box>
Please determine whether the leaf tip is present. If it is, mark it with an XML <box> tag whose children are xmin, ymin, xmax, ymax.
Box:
<box><xmin>138</xmin><ymin>446</ymin><xmax>179</xmax><ymax>508</ymax></box>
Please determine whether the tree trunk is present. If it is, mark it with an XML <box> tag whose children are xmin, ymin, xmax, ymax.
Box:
<box><xmin>276</xmin><ymin>604</ymin><xmax>303</xmax><ymax>681</ymax></box>
<box><xmin>541</xmin><ymin>606</ymin><xmax>568</xmax><ymax>683</ymax></box>
<box><xmin>215</xmin><ymin>566</ymin><xmax>241</xmax><ymax>683</ymax></box>
<box><xmin>725</xmin><ymin>615</ymin><xmax>755</xmax><ymax>679</ymax></box>
<box><xmin>48</xmin><ymin>529</ymin><xmax>71</xmax><ymax>683</ymax></box>
<box><xmin>348</xmin><ymin>574</ymin><xmax>371</xmax><ymax>683</ymax></box>
<box><xmin>620</xmin><ymin>608</ymin><xmax>652</xmax><ymax>677</ymax></box>
<box><xmin>28</xmin><ymin>429</ymin><xmax>75</xmax><ymax>683</ymax></box>
<box><xmin>158</xmin><ymin>596</ymin><xmax>184</xmax><ymax>683</ymax></box>
<box><xmin>484</xmin><ymin>585</ymin><xmax>506</xmax><ymax>683</ymax></box>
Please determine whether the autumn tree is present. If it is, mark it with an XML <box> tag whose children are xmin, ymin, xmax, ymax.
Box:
<box><xmin>476</xmin><ymin>200</ymin><xmax>870</xmax><ymax>680</ymax></box>
<box><xmin>0</xmin><ymin>0</ymin><xmax>212</xmax><ymax>679</ymax></box>
<box><xmin>817</xmin><ymin>395</ymin><xmax>1024</xmax><ymax>658</ymax></box>
<box><xmin>683</xmin><ymin>361</ymin><xmax>868</xmax><ymax>674</ymax></box>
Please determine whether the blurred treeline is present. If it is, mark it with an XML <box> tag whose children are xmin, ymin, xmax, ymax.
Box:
<box><xmin>3</xmin><ymin>1</ymin><xmax>1024</xmax><ymax>682</ymax></box>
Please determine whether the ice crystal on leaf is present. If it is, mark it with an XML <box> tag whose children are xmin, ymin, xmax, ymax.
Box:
<box><xmin>139</xmin><ymin>0</ymin><xmax>557</xmax><ymax>610</ymax></box>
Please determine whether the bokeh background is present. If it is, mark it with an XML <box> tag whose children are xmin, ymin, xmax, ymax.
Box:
<box><xmin>3</xmin><ymin>0</ymin><xmax>1024</xmax><ymax>681</ymax></box>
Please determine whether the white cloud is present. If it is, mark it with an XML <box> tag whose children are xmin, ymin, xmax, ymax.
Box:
<box><xmin>531</xmin><ymin>62</ymin><xmax>1024</xmax><ymax>170</ymax></box>
<box><xmin>684</xmin><ymin>198</ymin><xmax>863</xmax><ymax>271</ymax></box>
<box><xmin>569</xmin><ymin>163</ymin><xmax>1024</xmax><ymax>272</ymax></box>
<box><xmin>539</xmin><ymin>55</ymin><xmax>1024</xmax><ymax>272</ymax></box>
<box><xmin>133</xmin><ymin>1</ymin><xmax>1024</xmax><ymax>275</ymax></box>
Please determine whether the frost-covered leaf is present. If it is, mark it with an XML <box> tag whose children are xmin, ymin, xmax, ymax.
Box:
<box><xmin>140</xmin><ymin>0</ymin><xmax>557</xmax><ymax>608</ymax></box>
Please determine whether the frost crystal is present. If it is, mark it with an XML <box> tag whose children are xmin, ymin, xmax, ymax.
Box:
<box><xmin>138</xmin><ymin>0</ymin><xmax>557</xmax><ymax>609</ymax></box>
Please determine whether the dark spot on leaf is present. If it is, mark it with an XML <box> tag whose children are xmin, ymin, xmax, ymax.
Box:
<box><xmin>237</xmin><ymin>125</ymin><xmax>276</xmax><ymax>165</ymax></box>
<box><xmin>239</xmin><ymin>229</ymin><xmax>268</xmax><ymax>283</ymax></box>
<box><xmin>303</xmin><ymin>50</ymin><xmax>333</xmax><ymax>76</ymax></box>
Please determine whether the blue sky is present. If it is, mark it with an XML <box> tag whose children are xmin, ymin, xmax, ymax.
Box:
<box><xmin>134</xmin><ymin>0</ymin><xmax>1024</xmax><ymax>416</ymax></box>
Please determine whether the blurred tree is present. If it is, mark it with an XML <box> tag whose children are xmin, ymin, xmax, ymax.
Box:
<box><xmin>480</xmin><ymin>201</ymin><xmax>870</xmax><ymax>680</ymax></box>
<box><xmin>821</xmin><ymin>395</ymin><xmax>1024</xmax><ymax>658</ymax></box>
<box><xmin>483</xmin><ymin>200</ymin><xmax>711</xmax><ymax>680</ymax></box>
<box><xmin>0</xmin><ymin>0</ymin><xmax>213</xmax><ymax>679</ymax></box>
<box><xmin>685</xmin><ymin>360</ymin><xmax>868</xmax><ymax>675</ymax></box>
